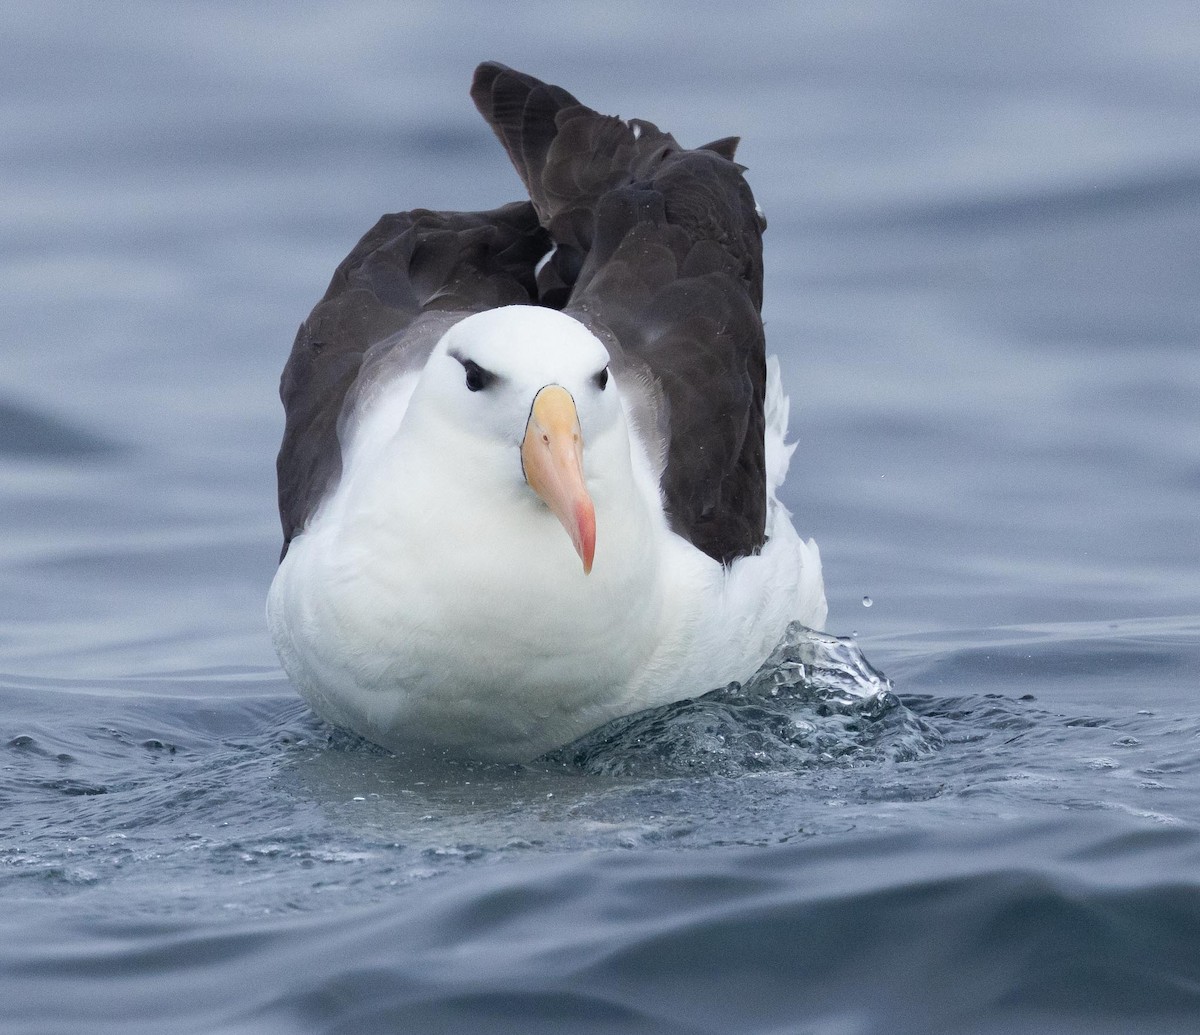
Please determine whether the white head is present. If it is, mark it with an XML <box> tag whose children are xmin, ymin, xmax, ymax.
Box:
<box><xmin>406</xmin><ymin>305</ymin><xmax>623</xmax><ymax>573</ymax></box>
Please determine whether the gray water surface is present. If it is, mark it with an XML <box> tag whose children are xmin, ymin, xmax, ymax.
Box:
<box><xmin>3</xmin><ymin>3</ymin><xmax>1199</xmax><ymax>1033</ymax></box>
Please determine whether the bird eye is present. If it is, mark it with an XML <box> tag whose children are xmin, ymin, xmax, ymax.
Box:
<box><xmin>593</xmin><ymin>367</ymin><xmax>609</xmax><ymax>391</ymax></box>
<box><xmin>462</xmin><ymin>359</ymin><xmax>496</xmax><ymax>393</ymax></box>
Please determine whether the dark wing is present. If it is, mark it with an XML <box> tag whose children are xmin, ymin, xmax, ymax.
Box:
<box><xmin>470</xmin><ymin>63</ymin><xmax>680</xmax><ymax>307</ymax></box>
<box><xmin>471</xmin><ymin>62</ymin><xmax>767</xmax><ymax>565</ymax></box>
<box><xmin>277</xmin><ymin>201</ymin><xmax>549</xmax><ymax>558</ymax></box>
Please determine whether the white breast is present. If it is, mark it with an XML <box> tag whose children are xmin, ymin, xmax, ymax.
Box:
<box><xmin>268</xmin><ymin>358</ymin><xmax>826</xmax><ymax>762</ymax></box>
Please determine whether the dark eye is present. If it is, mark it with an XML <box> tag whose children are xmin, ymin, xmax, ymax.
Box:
<box><xmin>462</xmin><ymin>359</ymin><xmax>496</xmax><ymax>393</ymax></box>
<box><xmin>593</xmin><ymin>367</ymin><xmax>609</xmax><ymax>391</ymax></box>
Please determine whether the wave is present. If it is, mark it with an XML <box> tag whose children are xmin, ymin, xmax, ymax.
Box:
<box><xmin>3</xmin><ymin>818</ymin><xmax>1198</xmax><ymax>1034</ymax></box>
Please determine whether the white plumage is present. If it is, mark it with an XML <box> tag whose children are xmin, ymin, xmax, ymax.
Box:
<box><xmin>268</xmin><ymin>305</ymin><xmax>825</xmax><ymax>761</ymax></box>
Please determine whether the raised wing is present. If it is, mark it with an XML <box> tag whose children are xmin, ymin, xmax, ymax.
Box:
<box><xmin>276</xmin><ymin>201</ymin><xmax>549</xmax><ymax>557</ymax></box>
<box><xmin>471</xmin><ymin>62</ymin><xmax>767</xmax><ymax>565</ymax></box>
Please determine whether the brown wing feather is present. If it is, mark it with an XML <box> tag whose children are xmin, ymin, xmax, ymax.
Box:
<box><xmin>471</xmin><ymin>63</ymin><xmax>768</xmax><ymax>564</ymax></box>
<box><xmin>281</xmin><ymin>66</ymin><xmax>769</xmax><ymax>566</ymax></box>
<box><xmin>276</xmin><ymin>201</ymin><xmax>549</xmax><ymax>558</ymax></box>
<box><xmin>471</xmin><ymin>64</ymin><xmax>683</xmax><ymax>300</ymax></box>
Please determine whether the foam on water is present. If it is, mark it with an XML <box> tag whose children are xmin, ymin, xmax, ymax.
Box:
<box><xmin>546</xmin><ymin>623</ymin><xmax>942</xmax><ymax>776</ymax></box>
<box><xmin>4</xmin><ymin>621</ymin><xmax>1200</xmax><ymax>1033</ymax></box>
<box><xmin>1</xmin><ymin>626</ymin><xmax>944</xmax><ymax>913</ymax></box>
<box><xmin>5</xmin><ymin>619</ymin><xmax>1199</xmax><ymax>925</ymax></box>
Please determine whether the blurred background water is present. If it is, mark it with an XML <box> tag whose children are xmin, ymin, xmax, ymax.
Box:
<box><xmin>2</xmin><ymin>2</ymin><xmax>1199</xmax><ymax>1032</ymax></box>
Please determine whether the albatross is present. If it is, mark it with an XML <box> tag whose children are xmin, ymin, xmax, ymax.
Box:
<box><xmin>267</xmin><ymin>63</ymin><xmax>827</xmax><ymax>761</ymax></box>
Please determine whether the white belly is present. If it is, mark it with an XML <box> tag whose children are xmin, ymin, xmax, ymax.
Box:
<box><xmin>267</xmin><ymin>372</ymin><xmax>826</xmax><ymax>762</ymax></box>
<box><xmin>268</xmin><ymin>434</ymin><xmax>682</xmax><ymax>759</ymax></box>
<box><xmin>268</xmin><ymin>498</ymin><xmax>824</xmax><ymax>761</ymax></box>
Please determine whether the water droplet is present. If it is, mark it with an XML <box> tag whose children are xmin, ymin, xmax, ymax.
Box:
<box><xmin>862</xmin><ymin>596</ymin><xmax>873</xmax><ymax>608</ymax></box>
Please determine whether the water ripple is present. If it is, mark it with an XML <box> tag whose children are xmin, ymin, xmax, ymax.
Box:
<box><xmin>547</xmin><ymin>624</ymin><xmax>943</xmax><ymax>777</ymax></box>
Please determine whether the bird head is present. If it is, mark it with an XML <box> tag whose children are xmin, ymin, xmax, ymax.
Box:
<box><xmin>416</xmin><ymin>306</ymin><xmax>620</xmax><ymax>575</ymax></box>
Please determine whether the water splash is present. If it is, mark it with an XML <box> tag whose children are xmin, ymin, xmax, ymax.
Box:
<box><xmin>544</xmin><ymin>623</ymin><xmax>942</xmax><ymax>777</ymax></box>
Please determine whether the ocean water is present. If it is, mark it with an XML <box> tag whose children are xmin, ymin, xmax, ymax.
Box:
<box><xmin>3</xmin><ymin>3</ymin><xmax>1199</xmax><ymax>1032</ymax></box>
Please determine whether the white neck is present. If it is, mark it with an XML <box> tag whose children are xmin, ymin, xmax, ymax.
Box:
<box><xmin>274</xmin><ymin>381</ymin><xmax>677</xmax><ymax>753</ymax></box>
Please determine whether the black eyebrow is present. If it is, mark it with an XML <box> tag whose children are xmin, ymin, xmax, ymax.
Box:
<box><xmin>449</xmin><ymin>351</ymin><xmax>500</xmax><ymax>391</ymax></box>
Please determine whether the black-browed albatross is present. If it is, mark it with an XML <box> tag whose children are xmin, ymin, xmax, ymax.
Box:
<box><xmin>268</xmin><ymin>63</ymin><xmax>827</xmax><ymax>761</ymax></box>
